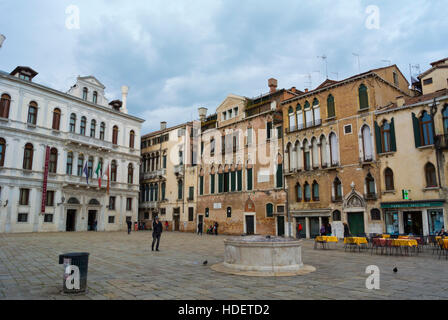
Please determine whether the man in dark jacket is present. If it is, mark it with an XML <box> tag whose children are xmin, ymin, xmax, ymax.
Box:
<box><xmin>214</xmin><ymin>222</ymin><xmax>219</xmax><ymax>236</ymax></box>
<box><xmin>126</xmin><ymin>219</ymin><xmax>132</xmax><ymax>235</ymax></box>
<box><xmin>198</xmin><ymin>221</ymin><xmax>203</xmax><ymax>236</ymax></box>
<box><xmin>152</xmin><ymin>217</ymin><xmax>163</xmax><ymax>251</ymax></box>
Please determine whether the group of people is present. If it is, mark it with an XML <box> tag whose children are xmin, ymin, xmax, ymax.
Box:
<box><xmin>320</xmin><ymin>222</ymin><xmax>332</xmax><ymax>236</ymax></box>
<box><xmin>197</xmin><ymin>221</ymin><xmax>219</xmax><ymax>236</ymax></box>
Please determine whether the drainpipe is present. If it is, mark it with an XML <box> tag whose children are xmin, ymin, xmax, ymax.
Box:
<box><xmin>431</xmin><ymin>98</ymin><xmax>442</xmax><ymax>189</ymax></box>
<box><xmin>280</xmin><ymin>110</ymin><xmax>291</xmax><ymax>238</ymax></box>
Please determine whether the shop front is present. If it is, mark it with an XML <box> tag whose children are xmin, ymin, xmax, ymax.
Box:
<box><xmin>291</xmin><ymin>209</ymin><xmax>331</xmax><ymax>239</ymax></box>
<box><xmin>381</xmin><ymin>200</ymin><xmax>445</xmax><ymax>236</ymax></box>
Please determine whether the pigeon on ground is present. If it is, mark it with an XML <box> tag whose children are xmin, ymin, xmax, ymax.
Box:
<box><xmin>393</xmin><ymin>267</ymin><xmax>398</xmax><ymax>273</ymax></box>
<box><xmin>203</xmin><ymin>260</ymin><xmax>208</xmax><ymax>265</ymax></box>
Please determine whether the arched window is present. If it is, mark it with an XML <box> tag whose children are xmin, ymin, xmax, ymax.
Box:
<box><xmin>381</xmin><ymin>121</ymin><xmax>391</xmax><ymax>152</ymax></box>
<box><xmin>329</xmin><ymin>133</ymin><xmax>339</xmax><ymax>166</ymax></box>
<box><xmin>77</xmin><ymin>154</ymin><xmax>84</xmax><ymax>176</ymax></box>
<box><xmin>82</xmin><ymin>87</ymin><xmax>88</xmax><ymax>101</ymax></box>
<box><xmin>296</xmin><ymin>104</ymin><xmax>304</xmax><ymax>130</ymax></box>
<box><xmin>90</xmin><ymin>119</ymin><xmax>96</xmax><ymax>138</ymax></box>
<box><xmin>66</xmin><ymin>152</ymin><xmax>73</xmax><ymax>175</ymax></box>
<box><xmin>129</xmin><ymin>130</ymin><xmax>135</xmax><ymax>149</ymax></box>
<box><xmin>320</xmin><ymin>135</ymin><xmax>328</xmax><ymax>168</ymax></box>
<box><xmin>266</xmin><ymin>203</ymin><xmax>274</xmax><ymax>217</ymax></box>
<box><xmin>88</xmin><ymin>156</ymin><xmax>93</xmax><ymax>177</ymax></box>
<box><xmin>69</xmin><ymin>113</ymin><xmax>76</xmax><ymax>132</ymax></box>
<box><xmin>385</xmin><ymin>168</ymin><xmax>394</xmax><ymax>191</ymax></box>
<box><xmin>304</xmin><ymin>182</ymin><xmax>311</xmax><ymax>202</ymax></box>
<box><xmin>27</xmin><ymin>101</ymin><xmax>38</xmax><ymax>125</ymax></box>
<box><xmin>327</xmin><ymin>94</ymin><xmax>335</xmax><ymax>118</ymax></box>
<box><xmin>127</xmin><ymin>163</ymin><xmax>134</xmax><ymax>184</ymax></box>
<box><xmin>111</xmin><ymin>160</ymin><xmax>117</xmax><ymax>182</ymax></box>
<box><xmin>23</xmin><ymin>143</ymin><xmax>33</xmax><ymax>170</ymax></box>
<box><xmin>443</xmin><ymin>106</ymin><xmax>448</xmax><ymax>134</ymax></box>
<box><xmin>420</xmin><ymin>111</ymin><xmax>434</xmax><ymax>146</ymax></box>
<box><xmin>303</xmin><ymin>139</ymin><xmax>311</xmax><ymax>171</ymax></box>
<box><xmin>358</xmin><ymin>84</ymin><xmax>369</xmax><ymax>110</ymax></box>
<box><xmin>304</xmin><ymin>101</ymin><xmax>312</xmax><ymax>128</ymax></box>
<box><xmin>112</xmin><ymin>126</ymin><xmax>119</xmax><ymax>145</ymax></box>
<box><xmin>52</xmin><ymin>108</ymin><xmax>61</xmax><ymax>130</ymax></box>
<box><xmin>0</xmin><ymin>94</ymin><xmax>11</xmax><ymax>119</ymax></box>
<box><xmin>366</xmin><ymin>173</ymin><xmax>376</xmax><ymax>197</ymax></box>
<box><xmin>80</xmin><ymin>116</ymin><xmax>87</xmax><ymax>135</ymax></box>
<box><xmin>425</xmin><ymin>163</ymin><xmax>437</xmax><ymax>187</ymax></box>
<box><xmin>312</xmin><ymin>181</ymin><xmax>319</xmax><ymax>201</ymax></box>
<box><xmin>333</xmin><ymin>177</ymin><xmax>342</xmax><ymax>201</ymax></box>
<box><xmin>311</xmin><ymin>138</ymin><xmax>319</xmax><ymax>168</ymax></box>
<box><xmin>93</xmin><ymin>91</ymin><xmax>98</xmax><ymax>104</ymax></box>
<box><xmin>332</xmin><ymin>210</ymin><xmax>341</xmax><ymax>221</ymax></box>
<box><xmin>100</xmin><ymin>122</ymin><xmax>105</xmax><ymax>140</ymax></box>
<box><xmin>288</xmin><ymin>106</ymin><xmax>296</xmax><ymax>131</ymax></box>
<box><xmin>49</xmin><ymin>148</ymin><xmax>58</xmax><ymax>173</ymax></box>
<box><xmin>362</xmin><ymin>125</ymin><xmax>373</xmax><ymax>161</ymax></box>
<box><xmin>296</xmin><ymin>183</ymin><xmax>302</xmax><ymax>202</ymax></box>
<box><xmin>312</xmin><ymin>98</ymin><xmax>320</xmax><ymax>125</ymax></box>
<box><xmin>0</xmin><ymin>138</ymin><xmax>5</xmax><ymax>166</ymax></box>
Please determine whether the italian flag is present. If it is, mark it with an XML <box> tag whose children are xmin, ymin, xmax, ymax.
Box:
<box><xmin>95</xmin><ymin>162</ymin><xmax>102</xmax><ymax>188</ymax></box>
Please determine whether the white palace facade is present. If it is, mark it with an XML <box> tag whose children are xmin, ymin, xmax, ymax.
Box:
<box><xmin>0</xmin><ymin>66</ymin><xmax>144</xmax><ymax>233</ymax></box>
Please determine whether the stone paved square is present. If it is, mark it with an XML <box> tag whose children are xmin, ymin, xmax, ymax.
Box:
<box><xmin>1</xmin><ymin>231</ymin><xmax>447</xmax><ymax>300</ymax></box>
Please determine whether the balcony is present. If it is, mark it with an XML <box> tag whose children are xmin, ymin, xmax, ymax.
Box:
<box><xmin>286</xmin><ymin>120</ymin><xmax>321</xmax><ymax>134</ymax></box>
<box><xmin>67</xmin><ymin>132</ymin><xmax>113</xmax><ymax>151</ymax></box>
<box><xmin>174</xmin><ymin>164</ymin><xmax>184</xmax><ymax>175</ymax></box>
<box><xmin>435</xmin><ymin>134</ymin><xmax>448</xmax><ymax>150</ymax></box>
<box><xmin>364</xmin><ymin>193</ymin><xmax>378</xmax><ymax>201</ymax></box>
<box><xmin>140</xmin><ymin>202</ymin><xmax>158</xmax><ymax>209</ymax></box>
<box><xmin>331</xmin><ymin>196</ymin><xmax>343</xmax><ymax>203</ymax></box>
<box><xmin>142</xmin><ymin>169</ymin><xmax>166</xmax><ymax>180</ymax></box>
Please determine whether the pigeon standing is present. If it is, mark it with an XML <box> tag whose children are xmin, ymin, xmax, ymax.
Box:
<box><xmin>393</xmin><ymin>266</ymin><xmax>398</xmax><ymax>273</ymax></box>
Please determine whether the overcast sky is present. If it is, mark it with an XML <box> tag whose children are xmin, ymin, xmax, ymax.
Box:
<box><xmin>0</xmin><ymin>0</ymin><xmax>446</xmax><ymax>133</ymax></box>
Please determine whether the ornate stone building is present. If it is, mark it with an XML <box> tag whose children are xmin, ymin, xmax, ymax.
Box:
<box><xmin>0</xmin><ymin>66</ymin><xmax>144</xmax><ymax>233</ymax></box>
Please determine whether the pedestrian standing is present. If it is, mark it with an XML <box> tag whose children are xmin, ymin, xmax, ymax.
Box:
<box><xmin>165</xmin><ymin>221</ymin><xmax>169</xmax><ymax>231</ymax></box>
<box><xmin>297</xmin><ymin>223</ymin><xmax>303</xmax><ymax>239</ymax></box>
<box><xmin>343</xmin><ymin>222</ymin><xmax>350</xmax><ymax>237</ymax></box>
<box><xmin>126</xmin><ymin>219</ymin><xmax>132</xmax><ymax>235</ymax></box>
<box><xmin>214</xmin><ymin>221</ymin><xmax>219</xmax><ymax>236</ymax></box>
<box><xmin>326</xmin><ymin>223</ymin><xmax>332</xmax><ymax>236</ymax></box>
<box><xmin>198</xmin><ymin>221</ymin><xmax>203</xmax><ymax>236</ymax></box>
<box><xmin>152</xmin><ymin>216</ymin><xmax>163</xmax><ymax>251</ymax></box>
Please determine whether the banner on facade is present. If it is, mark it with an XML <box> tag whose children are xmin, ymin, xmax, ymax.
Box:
<box><xmin>41</xmin><ymin>146</ymin><xmax>50</xmax><ymax>214</ymax></box>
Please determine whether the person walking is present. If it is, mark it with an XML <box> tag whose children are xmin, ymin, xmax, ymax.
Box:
<box><xmin>214</xmin><ymin>221</ymin><xmax>219</xmax><ymax>236</ymax></box>
<box><xmin>297</xmin><ymin>223</ymin><xmax>303</xmax><ymax>239</ymax></box>
<box><xmin>152</xmin><ymin>216</ymin><xmax>163</xmax><ymax>251</ymax></box>
<box><xmin>198</xmin><ymin>221</ymin><xmax>203</xmax><ymax>236</ymax></box>
<box><xmin>126</xmin><ymin>219</ymin><xmax>132</xmax><ymax>235</ymax></box>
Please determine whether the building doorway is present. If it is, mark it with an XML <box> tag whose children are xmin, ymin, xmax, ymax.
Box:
<box><xmin>296</xmin><ymin>217</ymin><xmax>306</xmax><ymax>239</ymax></box>
<box><xmin>66</xmin><ymin>210</ymin><xmax>76</xmax><ymax>232</ymax></box>
<box><xmin>348</xmin><ymin>212</ymin><xmax>365</xmax><ymax>236</ymax></box>
<box><xmin>403</xmin><ymin>211</ymin><xmax>423</xmax><ymax>235</ymax></box>
<box><xmin>88</xmin><ymin>210</ymin><xmax>97</xmax><ymax>231</ymax></box>
<box><xmin>198</xmin><ymin>215</ymin><xmax>203</xmax><ymax>233</ymax></box>
<box><xmin>245</xmin><ymin>215</ymin><xmax>255</xmax><ymax>235</ymax></box>
<box><xmin>173</xmin><ymin>208</ymin><xmax>180</xmax><ymax>231</ymax></box>
<box><xmin>310</xmin><ymin>217</ymin><xmax>320</xmax><ymax>238</ymax></box>
<box><xmin>277</xmin><ymin>216</ymin><xmax>285</xmax><ymax>237</ymax></box>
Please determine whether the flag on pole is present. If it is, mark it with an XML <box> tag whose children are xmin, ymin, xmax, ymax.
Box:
<box><xmin>106</xmin><ymin>163</ymin><xmax>110</xmax><ymax>194</ymax></box>
<box><xmin>83</xmin><ymin>161</ymin><xmax>89</xmax><ymax>184</ymax></box>
<box><xmin>95</xmin><ymin>161</ymin><xmax>102</xmax><ymax>188</ymax></box>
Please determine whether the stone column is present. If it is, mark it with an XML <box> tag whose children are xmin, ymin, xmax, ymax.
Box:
<box><xmin>398</xmin><ymin>210</ymin><xmax>404</xmax><ymax>234</ymax></box>
<box><xmin>422</xmin><ymin>210</ymin><xmax>429</xmax><ymax>236</ymax></box>
<box><xmin>305</xmin><ymin>217</ymin><xmax>310</xmax><ymax>239</ymax></box>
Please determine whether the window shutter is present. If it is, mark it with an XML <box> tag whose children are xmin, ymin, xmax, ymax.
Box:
<box><xmin>237</xmin><ymin>170</ymin><xmax>242</xmax><ymax>191</ymax></box>
<box><xmin>231</xmin><ymin>171</ymin><xmax>236</xmax><ymax>191</ymax></box>
<box><xmin>390</xmin><ymin>118</ymin><xmax>397</xmax><ymax>152</ymax></box>
<box><xmin>199</xmin><ymin>176</ymin><xmax>204</xmax><ymax>195</ymax></box>
<box><xmin>218</xmin><ymin>173</ymin><xmax>223</xmax><ymax>193</ymax></box>
<box><xmin>247</xmin><ymin>168</ymin><xmax>253</xmax><ymax>191</ymax></box>
<box><xmin>276</xmin><ymin>164</ymin><xmax>283</xmax><ymax>188</ymax></box>
<box><xmin>374</xmin><ymin>121</ymin><xmax>382</xmax><ymax>154</ymax></box>
<box><xmin>412</xmin><ymin>113</ymin><xmax>421</xmax><ymax>148</ymax></box>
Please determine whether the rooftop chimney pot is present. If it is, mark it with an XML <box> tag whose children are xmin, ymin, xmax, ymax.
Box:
<box><xmin>268</xmin><ymin>78</ymin><xmax>278</xmax><ymax>93</ymax></box>
<box><xmin>160</xmin><ymin>121</ymin><xmax>167</xmax><ymax>130</ymax></box>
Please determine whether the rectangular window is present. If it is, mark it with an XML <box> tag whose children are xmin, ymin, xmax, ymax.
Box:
<box><xmin>237</xmin><ymin>170</ymin><xmax>242</xmax><ymax>191</ymax></box>
<box><xmin>276</xmin><ymin>126</ymin><xmax>283</xmax><ymax>139</ymax></box>
<box><xmin>19</xmin><ymin>188</ymin><xmax>30</xmax><ymax>205</ymax></box>
<box><xmin>17</xmin><ymin>213</ymin><xmax>28</xmax><ymax>222</ymax></box>
<box><xmin>247</xmin><ymin>168</ymin><xmax>253</xmax><ymax>191</ymax></box>
<box><xmin>393</xmin><ymin>72</ymin><xmax>399</xmax><ymax>87</ymax></box>
<box><xmin>109</xmin><ymin>196</ymin><xmax>116</xmax><ymax>210</ymax></box>
<box><xmin>224</xmin><ymin>172</ymin><xmax>229</xmax><ymax>192</ymax></box>
<box><xmin>189</xmin><ymin>186</ymin><xmax>194</xmax><ymax>200</ymax></box>
<box><xmin>210</xmin><ymin>174</ymin><xmax>215</xmax><ymax>194</ymax></box>
<box><xmin>178</xmin><ymin>181</ymin><xmax>183</xmax><ymax>200</ymax></box>
<box><xmin>231</xmin><ymin>171</ymin><xmax>236</xmax><ymax>192</ymax></box>
<box><xmin>188</xmin><ymin>207</ymin><xmax>194</xmax><ymax>222</ymax></box>
<box><xmin>247</xmin><ymin>128</ymin><xmax>253</xmax><ymax>145</ymax></box>
<box><xmin>161</xmin><ymin>208</ymin><xmax>166</xmax><ymax>215</ymax></box>
<box><xmin>163</xmin><ymin>155</ymin><xmax>167</xmax><ymax>169</ymax></box>
<box><xmin>199</xmin><ymin>176</ymin><xmax>204</xmax><ymax>195</ymax></box>
<box><xmin>218</xmin><ymin>173</ymin><xmax>223</xmax><ymax>193</ymax></box>
<box><xmin>126</xmin><ymin>198</ymin><xmax>132</xmax><ymax>211</ymax></box>
<box><xmin>44</xmin><ymin>214</ymin><xmax>53</xmax><ymax>223</ymax></box>
<box><xmin>45</xmin><ymin>191</ymin><xmax>55</xmax><ymax>207</ymax></box>
<box><xmin>276</xmin><ymin>164</ymin><xmax>283</xmax><ymax>188</ymax></box>
<box><xmin>267</xmin><ymin>122</ymin><xmax>272</xmax><ymax>140</ymax></box>
<box><xmin>344</xmin><ymin>124</ymin><xmax>352</xmax><ymax>135</ymax></box>
<box><xmin>423</xmin><ymin>78</ymin><xmax>433</xmax><ymax>85</ymax></box>
<box><xmin>108</xmin><ymin>216</ymin><xmax>115</xmax><ymax>224</ymax></box>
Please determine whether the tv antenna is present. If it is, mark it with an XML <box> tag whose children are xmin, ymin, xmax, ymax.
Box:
<box><xmin>352</xmin><ymin>53</ymin><xmax>361</xmax><ymax>74</ymax></box>
<box><xmin>382</xmin><ymin>59</ymin><xmax>392</xmax><ymax>66</ymax></box>
<box><xmin>305</xmin><ymin>73</ymin><xmax>313</xmax><ymax>90</ymax></box>
<box><xmin>317</xmin><ymin>55</ymin><xmax>328</xmax><ymax>79</ymax></box>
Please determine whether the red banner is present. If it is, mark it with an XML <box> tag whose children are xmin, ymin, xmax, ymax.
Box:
<box><xmin>41</xmin><ymin>146</ymin><xmax>50</xmax><ymax>213</ymax></box>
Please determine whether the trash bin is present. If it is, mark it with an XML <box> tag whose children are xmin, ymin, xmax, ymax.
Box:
<box><xmin>58</xmin><ymin>252</ymin><xmax>89</xmax><ymax>294</ymax></box>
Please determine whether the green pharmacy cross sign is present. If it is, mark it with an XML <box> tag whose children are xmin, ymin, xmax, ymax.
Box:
<box><xmin>402</xmin><ymin>190</ymin><xmax>410</xmax><ymax>200</ymax></box>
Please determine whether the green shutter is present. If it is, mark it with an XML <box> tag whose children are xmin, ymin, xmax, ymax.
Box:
<box><xmin>276</xmin><ymin>164</ymin><xmax>283</xmax><ymax>188</ymax></box>
<box><xmin>161</xmin><ymin>183</ymin><xmax>165</xmax><ymax>200</ymax></box>
<box><xmin>374</xmin><ymin>121</ymin><xmax>382</xmax><ymax>154</ymax></box>
<box><xmin>210</xmin><ymin>174</ymin><xmax>215</xmax><ymax>194</ymax></box>
<box><xmin>200</xmin><ymin>176</ymin><xmax>204</xmax><ymax>195</ymax></box>
<box><xmin>266</xmin><ymin>203</ymin><xmax>273</xmax><ymax>217</ymax></box>
<box><xmin>231</xmin><ymin>171</ymin><xmax>236</xmax><ymax>191</ymax></box>
<box><xmin>390</xmin><ymin>118</ymin><xmax>397</xmax><ymax>152</ymax></box>
<box><xmin>218</xmin><ymin>173</ymin><xmax>223</xmax><ymax>193</ymax></box>
<box><xmin>412</xmin><ymin>113</ymin><xmax>422</xmax><ymax>148</ymax></box>
<box><xmin>359</xmin><ymin>85</ymin><xmax>369</xmax><ymax>110</ymax></box>
<box><xmin>247</xmin><ymin>168</ymin><xmax>253</xmax><ymax>191</ymax></box>
<box><xmin>237</xmin><ymin>170</ymin><xmax>242</xmax><ymax>191</ymax></box>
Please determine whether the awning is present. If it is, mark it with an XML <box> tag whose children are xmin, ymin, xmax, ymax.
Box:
<box><xmin>381</xmin><ymin>200</ymin><xmax>445</xmax><ymax>209</ymax></box>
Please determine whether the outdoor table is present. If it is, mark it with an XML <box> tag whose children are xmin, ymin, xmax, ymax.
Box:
<box><xmin>344</xmin><ymin>237</ymin><xmax>368</xmax><ymax>252</ymax></box>
<box><xmin>398</xmin><ymin>236</ymin><xmax>410</xmax><ymax>239</ymax></box>
<box><xmin>314</xmin><ymin>236</ymin><xmax>338</xmax><ymax>250</ymax></box>
<box><xmin>382</xmin><ymin>234</ymin><xmax>391</xmax><ymax>238</ymax></box>
<box><xmin>391</xmin><ymin>238</ymin><xmax>418</xmax><ymax>256</ymax></box>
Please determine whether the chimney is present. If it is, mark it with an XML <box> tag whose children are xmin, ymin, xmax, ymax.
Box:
<box><xmin>198</xmin><ymin>107</ymin><xmax>208</xmax><ymax>122</ymax></box>
<box><xmin>121</xmin><ymin>85</ymin><xmax>129</xmax><ymax>114</ymax></box>
<box><xmin>305</xmin><ymin>88</ymin><xmax>309</xmax><ymax>93</ymax></box>
<box><xmin>290</xmin><ymin>87</ymin><xmax>296</xmax><ymax>93</ymax></box>
<box><xmin>268</xmin><ymin>78</ymin><xmax>278</xmax><ymax>93</ymax></box>
<box><xmin>160</xmin><ymin>121</ymin><xmax>167</xmax><ymax>130</ymax></box>
<box><xmin>396</xmin><ymin>96</ymin><xmax>405</xmax><ymax>107</ymax></box>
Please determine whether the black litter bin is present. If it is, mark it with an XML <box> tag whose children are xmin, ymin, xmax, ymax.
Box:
<box><xmin>58</xmin><ymin>252</ymin><xmax>89</xmax><ymax>294</ymax></box>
